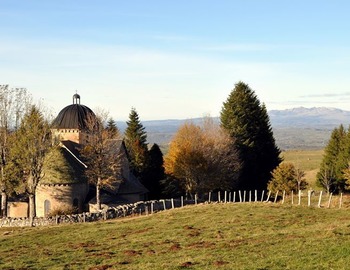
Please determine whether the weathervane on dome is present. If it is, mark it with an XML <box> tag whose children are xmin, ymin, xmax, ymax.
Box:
<box><xmin>73</xmin><ymin>90</ymin><xmax>81</xmax><ymax>104</ymax></box>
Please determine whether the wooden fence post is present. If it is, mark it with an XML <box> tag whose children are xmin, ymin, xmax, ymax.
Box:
<box><xmin>327</xmin><ymin>193</ymin><xmax>333</xmax><ymax>208</ymax></box>
<box><xmin>181</xmin><ymin>196</ymin><xmax>184</xmax><ymax>207</ymax></box>
<box><xmin>243</xmin><ymin>190</ymin><xmax>246</xmax><ymax>202</ymax></box>
<box><xmin>261</xmin><ymin>190</ymin><xmax>265</xmax><ymax>202</ymax></box>
<box><xmin>318</xmin><ymin>191</ymin><xmax>323</xmax><ymax>208</ymax></box>
<box><xmin>282</xmin><ymin>190</ymin><xmax>286</xmax><ymax>204</ymax></box>
<box><xmin>233</xmin><ymin>191</ymin><xmax>236</xmax><ymax>203</ymax></box>
<box><xmin>239</xmin><ymin>190</ymin><xmax>242</xmax><ymax>202</ymax></box>
<box><xmin>307</xmin><ymin>190</ymin><xmax>311</xmax><ymax>207</ymax></box>
<box><xmin>171</xmin><ymin>198</ymin><xmax>175</xmax><ymax>209</ymax></box>
<box><xmin>291</xmin><ymin>190</ymin><xmax>294</xmax><ymax>205</ymax></box>
<box><xmin>339</xmin><ymin>193</ymin><xmax>343</xmax><ymax>209</ymax></box>
<box><xmin>208</xmin><ymin>192</ymin><xmax>211</xmax><ymax>203</ymax></box>
<box><xmin>195</xmin><ymin>194</ymin><xmax>197</xmax><ymax>205</ymax></box>
<box><xmin>298</xmin><ymin>190</ymin><xmax>301</xmax><ymax>206</ymax></box>
<box><xmin>274</xmin><ymin>191</ymin><xmax>279</xmax><ymax>203</ymax></box>
<box><xmin>218</xmin><ymin>191</ymin><xmax>221</xmax><ymax>202</ymax></box>
<box><xmin>151</xmin><ymin>202</ymin><xmax>154</xmax><ymax>214</ymax></box>
<box><xmin>266</xmin><ymin>190</ymin><xmax>271</xmax><ymax>202</ymax></box>
<box><xmin>255</xmin><ymin>190</ymin><xmax>258</xmax><ymax>202</ymax></box>
<box><xmin>249</xmin><ymin>190</ymin><xmax>251</xmax><ymax>202</ymax></box>
<box><xmin>229</xmin><ymin>192</ymin><xmax>232</xmax><ymax>202</ymax></box>
<box><xmin>224</xmin><ymin>191</ymin><xmax>227</xmax><ymax>203</ymax></box>
<box><xmin>162</xmin><ymin>200</ymin><xmax>166</xmax><ymax>210</ymax></box>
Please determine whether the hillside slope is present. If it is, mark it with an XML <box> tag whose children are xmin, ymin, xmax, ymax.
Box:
<box><xmin>1</xmin><ymin>203</ymin><xmax>350</xmax><ymax>269</ymax></box>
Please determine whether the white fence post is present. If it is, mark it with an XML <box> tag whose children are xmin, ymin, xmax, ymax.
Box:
<box><xmin>208</xmin><ymin>192</ymin><xmax>211</xmax><ymax>203</ymax></box>
<box><xmin>239</xmin><ymin>190</ymin><xmax>242</xmax><ymax>202</ymax></box>
<box><xmin>261</xmin><ymin>190</ymin><xmax>265</xmax><ymax>202</ymax></box>
<box><xmin>339</xmin><ymin>193</ymin><xmax>343</xmax><ymax>209</ymax></box>
<box><xmin>298</xmin><ymin>190</ymin><xmax>301</xmax><ymax>206</ymax></box>
<box><xmin>274</xmin><ymin>191</ymin><xmax>279</xmax><ymax>203</ymax></box>
<box><xmin>327</xmin><ymin>193</ymin><xmax>333</xmax><ymax>208</ymax></box>
<box><xmin>318</xmin><ymin>191</ymin><xmax>323</xmax><ymax>208</ymax></box>
<box><xmin>266</xmin><ymin>190</ymin><xmax>271</xmax><ymax>202</ymax></box>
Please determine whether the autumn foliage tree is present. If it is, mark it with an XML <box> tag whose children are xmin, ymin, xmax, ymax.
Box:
<box><xmin>164</xmin><ymin>119</ymin><xmax>240</xmax><ymax>197</ymax></box>
<box><xmin>267</xmin><ymin>162</ymin><xmax>307</xmax><ymax>193</ymax></box>
<box><xmin>81</xmin><ymin>113</ymin><xmax>121</xmax><ymax>210</ymax></box>
<box><xmin>10</xmin><ymin>105</ymin><xmax>51</xmax><ymax>224</ymax></box>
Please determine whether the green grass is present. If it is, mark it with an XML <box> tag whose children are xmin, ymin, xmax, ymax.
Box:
<box><xmin>282</xmin><ymin>149</ymin><xmax>324</xmax><ymax>189</ymax></box>
<box><xmin>281</xmin><ymin>149</ymin><xmax>324</xmax><ymax>171</ymax></box>
<box><xmin>1</xmin><ymin>203</ymin><xmax>350</xmax><ymax>269</ymax></box>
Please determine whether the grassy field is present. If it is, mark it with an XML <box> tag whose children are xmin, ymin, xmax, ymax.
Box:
<box><xmin>282</xmin><ymin>149</ymin><xmax>324</xmax><ymax>189</ymax></box>
<box><xmin>1</xmin><ymin>203</ymin><xmax>350</xmax><ymax>269</ymax></box>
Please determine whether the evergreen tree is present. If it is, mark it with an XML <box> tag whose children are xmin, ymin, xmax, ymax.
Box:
<box><xmin>124</xmin><ymin>108</ymin><xmax>148</xmax><ymax>176</ymax></box>
<box><xmin>220</xmin><ymin>81</ymin><xmax>281</xmax><ymax>190</ymax></box>
<box><xmin>317</xmin><ymin>125</ymin><xmax>348</xmax><ymax>192</ymax></box>
<box><xmin>106</xmin><ymin>117</ymin><xmax>120</xmax><ymax>139</ymax></box>
<box><xmin>142</xmin><ymin>143</ymin><xmax>165</xmax><ymax>199</ymax></box>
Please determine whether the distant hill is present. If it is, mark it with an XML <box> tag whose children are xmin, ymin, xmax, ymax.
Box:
<box><xmin>117</xmin><ymin>107</ymin><xmax>350</xmax><ymax>151</ymax></box>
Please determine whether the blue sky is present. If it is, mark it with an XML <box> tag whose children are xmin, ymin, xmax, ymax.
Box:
<box><xmin>1</xmin><ymin>1</ymin><xmax>350</xmax><ymax>120</ymax></box>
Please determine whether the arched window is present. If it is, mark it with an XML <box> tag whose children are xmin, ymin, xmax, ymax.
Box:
<box><xmin>44</xmin><ymin>200</ymin><xmax>51</xmax><ymax>217</ymax></box>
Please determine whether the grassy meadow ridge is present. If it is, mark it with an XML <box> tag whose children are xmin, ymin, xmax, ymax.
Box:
<box><xmin>1</xmin><ymin>203</ymin><xmax>350</xmax><ymax>269</ymax></box>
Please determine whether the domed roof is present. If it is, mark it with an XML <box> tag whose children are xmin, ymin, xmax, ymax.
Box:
<box><xmin>52</xmin><ymin>94</ymin><xmax>96</xmax><ymax>129</ymax></box>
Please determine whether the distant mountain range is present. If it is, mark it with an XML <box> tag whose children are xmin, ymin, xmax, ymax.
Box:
<box><xmin>118</xmin><ymin>107</ymin><xmax>350</xmax><ymax>151</ymax></box>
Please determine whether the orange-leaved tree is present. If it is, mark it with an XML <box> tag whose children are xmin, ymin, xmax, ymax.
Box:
<box><xmin>164</xmin><ymin>118</ymin><xmax>240</xmax><ymax>198</ymax></box>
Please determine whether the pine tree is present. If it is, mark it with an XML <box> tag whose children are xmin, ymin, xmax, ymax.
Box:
<box><xmin>220</xmin><ymin>81</ymin><xmax>281</xmax><ymax>190</ymax></box>
<box><xmin>317</xmin><ymin>125</ymin><xmax>348</xmax><ymax>192</ymax></box>
<box><xmin>142</xmin><ymin>143</ymin><xmax>165</xmax><ymax>199</ymax></box>
<box><xmin>106</xmin><ymin>118</ymin><xmax>120</xmax><ymax>139</ymax></box>
<box><xmin>124</xmin><ymin>108</ymin><xmax>148</xmax><ymax>176</ymax></box>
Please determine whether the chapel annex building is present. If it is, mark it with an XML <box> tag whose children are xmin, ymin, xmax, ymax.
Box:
<box><xmin>10</xmin><ymin>94</ymin><xmax>148</xmax><ymax>217</ymax></box>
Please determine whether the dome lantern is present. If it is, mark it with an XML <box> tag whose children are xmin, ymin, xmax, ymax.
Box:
<box><xmin>73</xmin><ymin>93</ymin><xmax>81</xmax><ymax>104</ymax></box>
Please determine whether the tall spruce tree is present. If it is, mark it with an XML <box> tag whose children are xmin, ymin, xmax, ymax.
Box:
<box><xmin>142</xmin><ymin>143</ymin><xmax>165</xmax><ymax>199</ymax></box>
<box><xmin>317</xmin><ymin>125</ymin><xmax>348</xmax><ymax>192</ymax></box>
<box><xmin>124</xmin><ymin>108</ymin><xmax>149</xmax><ymax>177</ymax></box>
<box><xmin>220</xmin><ymin>81</ymin><xmax>281</xmax><ymax>190</ymax></box>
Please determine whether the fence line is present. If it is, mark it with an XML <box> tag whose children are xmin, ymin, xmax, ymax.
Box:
<box><xmin>0</xmin><ymin>190</ymin><xmax>346</xmax><ymax>227</ymax></box>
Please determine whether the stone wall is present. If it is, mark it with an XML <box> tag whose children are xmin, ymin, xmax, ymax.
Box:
<box><xmin>36</xmin><ymin>182</ymin><xmax>89</xmax><ymax>217</ymax></box>
<box><xmin>0</xmin><ymin>198</ymin><xmax>190</xmax><ymax>227</ymax></box>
